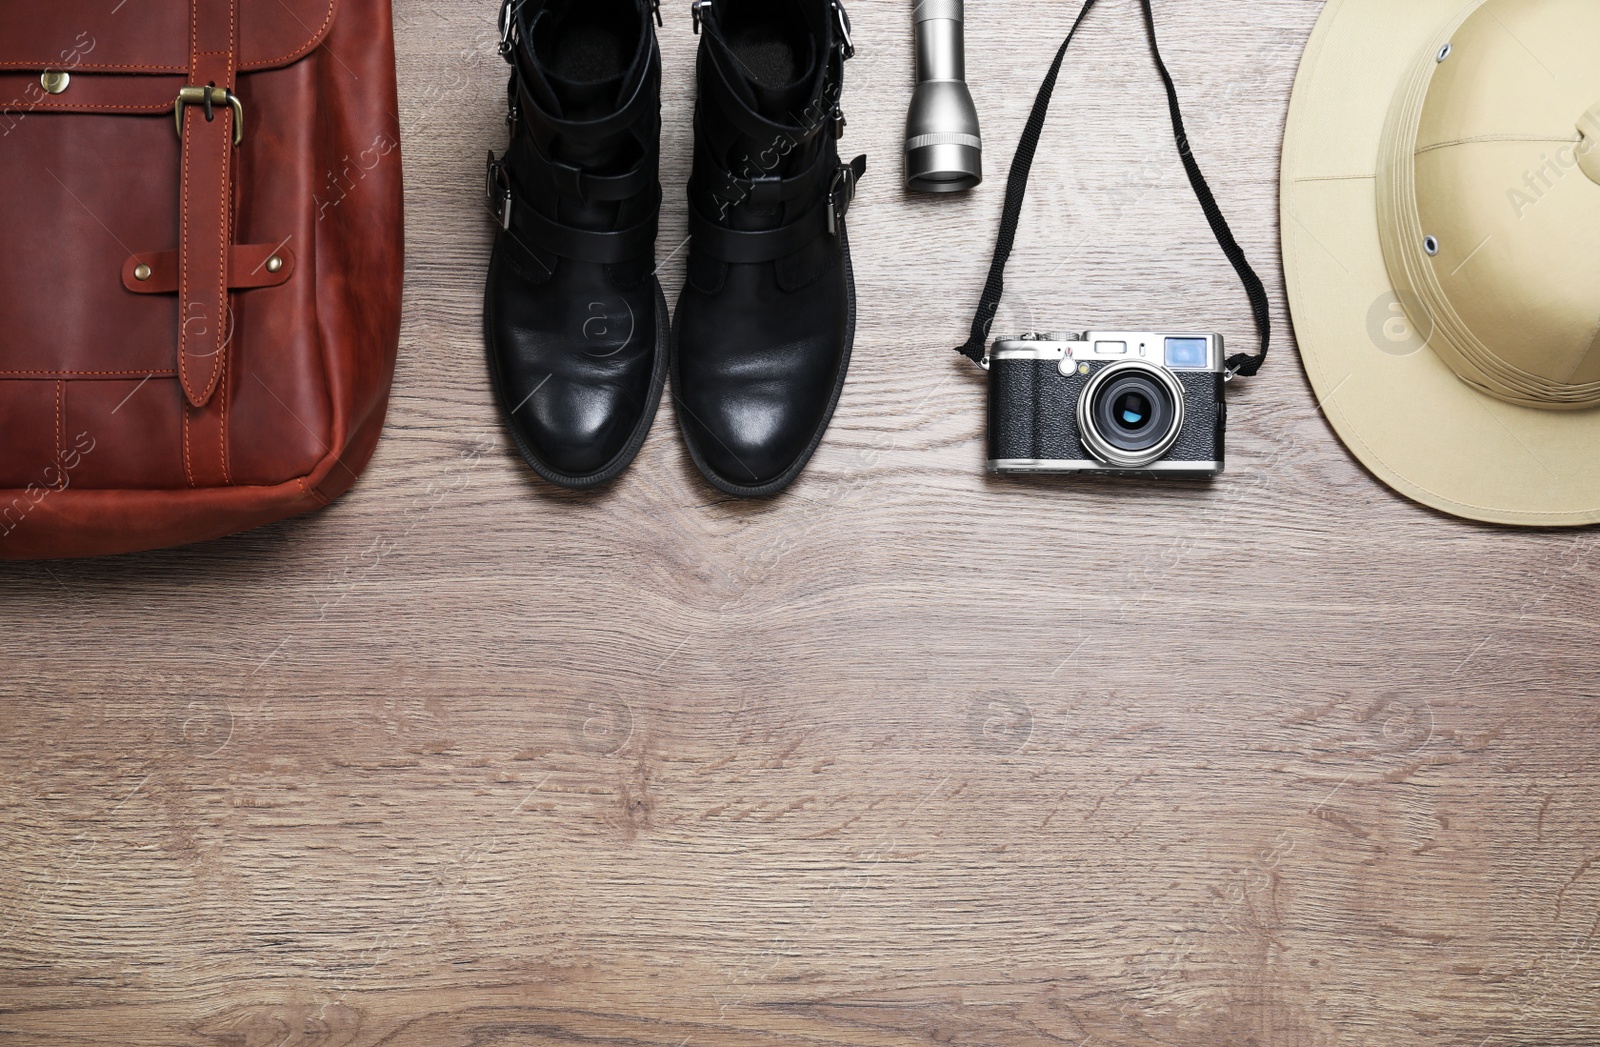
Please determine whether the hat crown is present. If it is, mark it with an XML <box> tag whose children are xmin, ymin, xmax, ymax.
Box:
<box><xmin>1379</xmin><ymin>0</ymin><xmax>1600</xmax><ymax>409</ymax></box>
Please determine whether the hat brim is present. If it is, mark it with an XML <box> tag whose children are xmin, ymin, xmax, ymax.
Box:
<box><xmin>1282</xmin><ymin>0</ymin><xmax>1600</xmax><ymax>527</ymax></box>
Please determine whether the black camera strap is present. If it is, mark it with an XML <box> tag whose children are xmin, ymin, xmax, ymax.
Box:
<box><xmin>955</xmin><ymin>0</ymin><xmax>1270</xmax><ymax>378</ymax></box>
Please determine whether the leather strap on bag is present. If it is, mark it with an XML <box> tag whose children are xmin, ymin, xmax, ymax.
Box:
<box><xmin>955</xmin><ymin>0</ymin><xmax>1270</xmax><ymax>379</ymax></box>
<box><xmin>178</xmin><ymin>0</ymin><xmax>241</xmax><ymax>409</ymax></box>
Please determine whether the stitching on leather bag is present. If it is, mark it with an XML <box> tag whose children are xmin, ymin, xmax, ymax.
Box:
<box><xmin>0</xmin><ymin>0</ymin><xmax>332</xmax><ymax>75</ymax></box>
<box><xmin>219</xmin><ymin>356</ymin><xmax>231</xmax><ymax>485</ymax></box>
<box><xmin>178</xmin><ymin>2</ymin><xmax>197</xmax><ymax>403</ymax></box>
<box><xmin>188</xmin><ymin>2</ymin><xmax>199</xmax><ymax>111</ymax></box>
<box><xmin>177</xmin><ymin>130</ymin><xmax>192</xmax><ymax>397</ymax></box>
<box><xmin>0</xmin><ymin>369</ymin><xmax>176</xmax><ymax>377</ymax></box>
<box><xmin>220</xmin><ymin>0</ymin><xmax>235</xmax><ymax>488</ymax></box>
<box><xmin>182</xmin><ymin>407</ymin><xmax>195</xmax><ymax>488</ymax></box>
<box><xmin>29</xmin><ymin>103</ymin><xmax>175</xmax><ymax>112</ymax></box>
<box><xmin>54</xmin><ymin>381</ymin><xmax>63</xmax><ymax>489</ymax></box>
<box><xmin>1</xmin><ymin>62</ymin><xmax>187</xmax><ymax>72</ymax></box>
<box><xmin>209</xmin><ymin>0</ymin><xmax>235</xmax><ymax>406</ymax></box>
<box><xmin>208</xmin><ymin>113</ymin><xmax>228</xmax><ymax>401</ymax></box>
<box><xmin>252</xmin><ymin>0</ymin><xmax>338</xmax><ymax>69</ymax></box>
<box><xmin>182</xmin><ymin>0</ymin><xmax>195</xmax><ymax>499</ymax></box>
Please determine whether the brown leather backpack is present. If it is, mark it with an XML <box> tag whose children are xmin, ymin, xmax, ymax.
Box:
<box><xmin>0</xmin><ymin>0</ymin><xmax>403</xmax><ymax>559</ymax></box>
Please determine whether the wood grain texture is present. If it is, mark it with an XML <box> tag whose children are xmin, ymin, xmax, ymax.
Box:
<box><xmin>3</xmin><ymin>1</ymin><xmax>1599</xmax><ymax>1045</ymax></box>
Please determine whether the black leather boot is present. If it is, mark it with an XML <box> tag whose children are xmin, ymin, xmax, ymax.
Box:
<box><xmin>674</xmin><ymin>0</ymin><xmax>865</xmax><ymax>498</ymax></box>
<box><xmin>484</xmin><ymin>0</ymin><xmax>668</xmax><ymax>489</ymax></box>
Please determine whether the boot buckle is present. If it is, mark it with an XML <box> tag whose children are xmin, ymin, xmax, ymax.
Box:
<box><xmin>691</xmin><ymin>0</ymin><xmax>712</xmax><ymax>34</ymax></box>
<box><xmin>487</xmin><ymin>151</ymin><xmax>514</xmax><ymax>232</ymax></box>
<box><xmin>496</xmin><ymin>0</ymin><xmax>519</xmax><ymax>62</ymax></box>
<box><xmin>827</xmin><ymin>164</ymin><xmax>856</xmax><ymax>237</ymax></box>
<box><xmin>833</xmin><ymin>0</ymin><xmax>855</xmax><ymax>60</ymax></box>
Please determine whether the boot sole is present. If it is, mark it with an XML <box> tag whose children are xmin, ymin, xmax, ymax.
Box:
<box><xmin>483</xmin><ymin>278</ymin><xmax>670</xmax><ymax>491</ymax></box>
<box><xmin>670</xmin><ymin>223</ymin><xmax>857</xmax><ymax>500</ymax></box>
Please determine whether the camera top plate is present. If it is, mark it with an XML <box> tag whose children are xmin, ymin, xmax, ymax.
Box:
<box><xmin>991</xmin><ymin>332</ymin><xmax>1225</xmax><ymax>375</ymax></box>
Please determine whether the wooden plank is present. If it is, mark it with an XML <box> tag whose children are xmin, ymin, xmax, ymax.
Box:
<box><xmin>3</xmin><ymin>2</ymin><xmax>1598</xmax><ymax>1045</ymax></box>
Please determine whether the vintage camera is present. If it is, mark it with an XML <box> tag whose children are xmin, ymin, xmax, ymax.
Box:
<box><xmin>988</xmin><ymin>331</ymin><xmax>1227</xmax><ymax>477</ymax></box>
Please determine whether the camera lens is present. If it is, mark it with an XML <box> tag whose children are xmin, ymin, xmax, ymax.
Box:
<box><xmin>1113</xmin><ymin>391</ymin><xmax>1153</xmax><ymax>432</ymax></box>
<box><xmin>1093</xmin><ymin>374</ymin><xmax>1172</xmax><ymax>454</ymax></box>
<box><xmin>1077</xmin><ymin>361</ymin><xmax>1187</xmax><ymax>468</ymax></box>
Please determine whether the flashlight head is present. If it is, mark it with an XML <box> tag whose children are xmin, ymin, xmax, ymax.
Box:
<box><xmin>905</xmin><ymin>79</ymin><xmax>982</xmax><ymax>193</ymax></box>
<box><xmin>905</xmin><ymin>0</ymin><xmax>981</xmax><ymax>193</ymax></box>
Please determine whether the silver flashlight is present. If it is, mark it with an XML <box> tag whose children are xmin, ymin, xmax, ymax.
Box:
<box><xmin>904</xmin><ymin>0</ymin><xmax>982</xmax><ymax>193</ymax></box>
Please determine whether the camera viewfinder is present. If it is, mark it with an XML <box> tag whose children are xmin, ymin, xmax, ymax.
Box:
<box><xmin>1164</xmin><ymin>338</ymin><xmax>1209</xmax><ymax>369</ymax></box>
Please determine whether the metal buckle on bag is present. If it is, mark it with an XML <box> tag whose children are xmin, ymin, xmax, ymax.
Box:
<box><xmin>487</xmin><ymin>152</ymin><xmax>514</xmax><ymax>231</ymax></box>
<box><xmin>174</xmin><ymin>86</ymin><xmax>243</xmax><ymax>146</ymax></box>
<box><xmin>692</xmin><ymin>0</ymin><xmax>712</xmax><ymax>34</ymax></box>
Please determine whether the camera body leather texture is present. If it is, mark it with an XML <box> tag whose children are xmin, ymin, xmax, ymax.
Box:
<box><xmin>0</xmin><ymin>0</ymin><xmax>404</xmax><ymax>560</ymax></box>
<box><xmin>988</xmin><ymin>359</ymin><xmax>1226</xmax><ymax>469</ymax></box>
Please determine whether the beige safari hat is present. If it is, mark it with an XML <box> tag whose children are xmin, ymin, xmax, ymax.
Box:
<box><xmin>1282</xmin><ymin>0</ymin><xmax>1600</xmax><ymax>526</ymax></box>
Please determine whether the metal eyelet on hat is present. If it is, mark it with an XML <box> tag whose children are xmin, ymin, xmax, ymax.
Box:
<box><xmin>1423</xmin><ymin>235</ymin><xmax>1440</xmax><ymax>256</ymax></box>
<box><xmin>1436</xmin><ymin>43</ymin><xmax>1453</xmax><ymax>62</ymax></box>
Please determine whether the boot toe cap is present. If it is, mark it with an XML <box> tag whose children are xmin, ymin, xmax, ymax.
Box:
<box><xmin>506</xmin><ymin>375</ymin><xmax>640</xmax><ymax>479</ymax></box>
<box><xmin>486</xmin><ymin>259</ymin><xmax>662</xmax><ymax>486</ymax></box>
<box><xmin>683</xmin><ymin>397</ymin><xmax>808</xmax><ymax>488</ymax></box>
<box><xmin>673</xmin><ymin>291</ymin><xmax>849</xmax><ymax>495</ymax></box>
<box><xmin>678</xmin><ymin>363</ymin><xmax>841</xmax><ymax>492</ymax></box>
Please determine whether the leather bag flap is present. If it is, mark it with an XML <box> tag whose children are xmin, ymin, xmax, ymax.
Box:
<box><xmin>0</xmin><ymin>0</ymin><xmax>339</xmax><ymax>75</ymax></box>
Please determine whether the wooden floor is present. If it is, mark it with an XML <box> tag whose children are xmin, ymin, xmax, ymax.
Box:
<box><xmin>4</xmin><ymin>1</ymin><xmax>1599</xmax><ymax>1045</ymax></box>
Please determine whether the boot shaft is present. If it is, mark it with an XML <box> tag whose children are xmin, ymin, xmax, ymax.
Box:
<box><xmin>514</xmin><ymin>0</ymin><xmax>655</xmax><ymax>118</ymax></box>
<box><xmin>494</xmin><ymin>0</ymin><xmax>663</xmax><ymax>250</ymax></box>
<box><xmin>691</xmin><ymin>0</ymin><xmax>853</xmax><ymax>212</ymax></box>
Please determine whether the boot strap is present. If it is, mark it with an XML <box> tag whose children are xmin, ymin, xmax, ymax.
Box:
<box><xmin>489</xmin><ymin>145</ymin><xmax>656</xmax><ymax>243</ymax></box>
<box><xmin>491</xmin><ymin>32</ymin><xmax>662</xmax><ymax>259</ymax></box>
<box><xmin>695</xmin><ymin>73</ymin><xmax>838</xmax><ymax>157</ymax></box>
<box><xmin>517</xmin><ymin>204</ymin><xmax>661</xmax><ymax>265</ymax></box>
<box><xmin>512</xmin><ymin>62</ymin><xmax>660</xmax><ymax>148</ymax></box>
<box><xmin>490</xmin><ymin>155</ymin><xmax>660</xmax><ymax>264</ymax></box>
<box><xmin>698</xmin><ymin>135</ymin><xmax>834</xmax><ymax>211</ymax></box>
<box><xmin>502</xmin><ymin>76</ymin><xmax>658</xmax><ymax>205</ymax></box>
<box><xmin>690</xmin><ymin>156</ymin><xmax>865</xmax><ymax>263</ymax></box>
<box><xmin>528</xmin><ymin>139</ymin><xmax>656</xmax><ymax>203</ymax></box>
